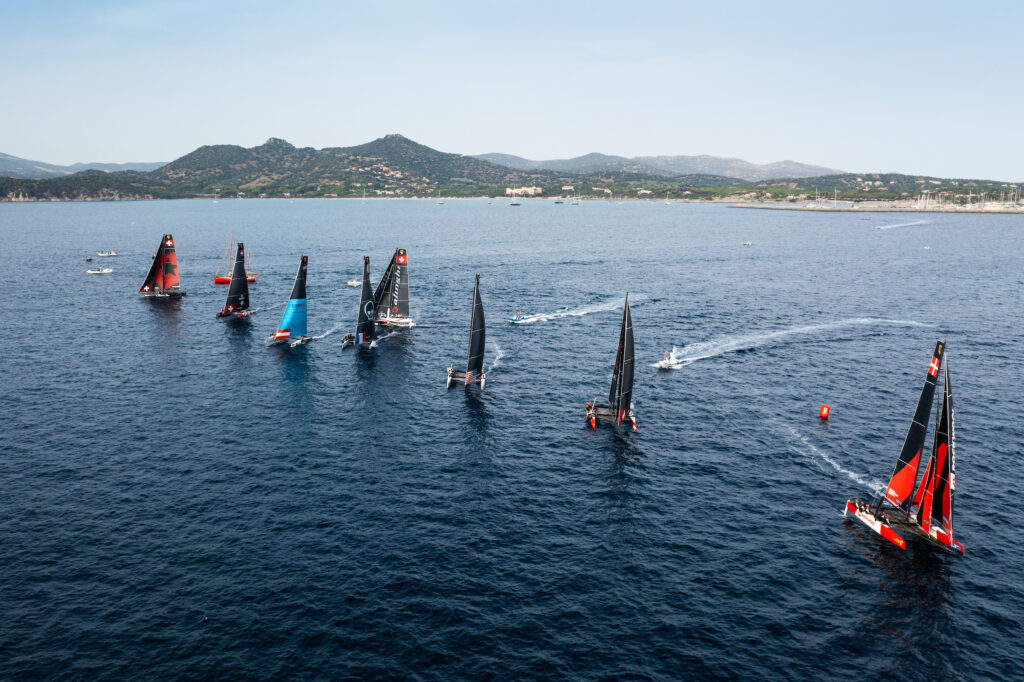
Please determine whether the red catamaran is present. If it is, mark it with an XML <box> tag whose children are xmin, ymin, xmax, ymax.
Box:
<box><xmin>139</xmin><ymin>233</ymin><xmax>186</xmax><ymax>298</ymax></box>
<box><xmin>844</xmin><ymin>341</ymin><xmax>964</xmax><ymax>555</ymax></box>
<box><xmin>214</xmin><ymin>234</ymin><xmax>257</xmax><ymax>283</ymax></box>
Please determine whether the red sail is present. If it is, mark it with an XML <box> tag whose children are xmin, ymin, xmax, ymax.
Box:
<box><xmin>882</xmin><ymin>341</ymin><xmax>944</xmax><ymax>509</ymax></box>
<box><xmin>161</xmin><ymin>235</ymin><xmax>180</xmax><ymax>289</ymax></box>
<box><xmin>139</xmin><ymin>234</ymin><xmax>181</xmax><ymax>295</ymax></box>
<box><xmin>912</xmin><ymin>455</ymin><xmax>933</xmax><ymax>508</ymax></box>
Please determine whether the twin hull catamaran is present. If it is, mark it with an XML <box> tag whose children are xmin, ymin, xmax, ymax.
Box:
<box><xmin>139</xmin><ymin>234</ymin><xmax>186</xmax><ymax>298</ymax></box>
<box><xmin>372</xmin><ymin>248</ymin><xmax>413</xmax><ymax>327</ymax></box>
<box><xmin>447</xmin><ymin>274</ymin><xmax>486</xmax><ymax>388</ymax></box>
<box><xmin>341</xmin><ymin>256</ymin><xmax>378</xmax><ymax>348</ymax></box>
<box><xmin>269</xmin><ymin>256</ymin><xmax>309</xmax><ymax>346</ymax></box>
<box><xmin>844</xmin><ymin>341</ymin><xmax>964</xmax><ymax>555</ymax></box>
<box><xmin>586</xmin><ymin>294</ymin><xmax>637</xmax><ymax>432</ymax></box>
<box><xmin>216</xmin><ymin>242</ymin><xmax>254</xmax><ymax>319</ymax></box>
<box><xmin>214</xmin><ymin>234</ymin><xmax>257</xmax><ymax>283</ymax></box>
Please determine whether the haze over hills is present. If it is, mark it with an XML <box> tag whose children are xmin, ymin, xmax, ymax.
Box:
<box><xmin>0</xmin><ymin>134</ymin><xmax>1017</xmax><ymax>203</ymax></box>
<box><xmin>475</xmin><ymin>152</ymin><xmax>843</xmax><ymax>181</ymax></box>
<box><xmin>0</xmin><ymin>152</ymin><xmax>166</xmax><ymax>179</ymax></box>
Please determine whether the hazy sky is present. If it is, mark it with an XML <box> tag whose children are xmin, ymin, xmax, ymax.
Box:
<box><xmin>3</xmin><ymin>0</ymin><xmax>1021</xmax><ymax>179</ymax></box>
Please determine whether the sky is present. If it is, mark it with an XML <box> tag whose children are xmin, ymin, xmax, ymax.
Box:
<box><xmin>2</xmin><ymin>0</ymin><xmax>1022</xmax><ymax>180</ymax></box>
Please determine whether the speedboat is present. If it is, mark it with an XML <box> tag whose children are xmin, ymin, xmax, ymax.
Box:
<box><xmin>346</xmin><ymin>278</ymin><xmax>361</xmax><ymax>287</ymax></box>
<box><xmin>97</xmin><ymin>250</ymin><xmax>118</xmax><ymax>257</ymax></box>
<box><xmin>742</xmin><ymin>241</ymin><xmax>753</xmax><ymax>246</ymax></box>
<box><xmin>507</xmin><ymin>311</ymin><xmax>529</xmax><ymax>324</ymax></box>
<box><xmin>87</xmin><ymin>267</ymin><xmax>113</xmax><ymax>275</ymax></box>
<box><xmin>655</xmin><ymin>349</ymin><xmax>683</xmax><ymax>370</ymax></box>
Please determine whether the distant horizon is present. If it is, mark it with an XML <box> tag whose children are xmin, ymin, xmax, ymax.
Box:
<box><xmin>2</xmin><ymin>2</ymin><xmax>1022</xmax><ymax>181</ymax></box>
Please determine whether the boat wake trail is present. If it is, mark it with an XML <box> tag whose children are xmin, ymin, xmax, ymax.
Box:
<box><xmin>488</xmin><ymin>342</ymin><xmax>507</xmax><ymax>373</ymax></box>
<box><xmin>369</xmin><ymin>331</ymin><xmax>399</xmax><ymax>348</ymax></box>
<box><xmin>875</xmin><ymin>220</ymin><xmax>929</xmax><ymax>230</ymax></box>
<box><xmin>312</xmin><ymin>322</ymin><xmax>346</xmax><ymax>340</ymax></box>
<box><xmin>514</xmin><ymin>294</ymin><xmax>647</xmax><ymax>325</ymax></box>
<box><xmin>669</xmin><ymin>318</ymin><xmax>932</xmax><ymax>366</ymax></box>
<box><xmin>780</xmin><ymin>424</ymin><xmax>883</xmax><ymax>495</ymax></box>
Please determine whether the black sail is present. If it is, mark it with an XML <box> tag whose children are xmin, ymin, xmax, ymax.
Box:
<box><xmin>289</xmin><ymin>255</ymin><xmax>307</xmax><ymax>300</ymax></box>
<box><xmin>222</xmin><ymin>242</ymin><xmax>250</xmax><ymax>313</ymax></box>
<box><xmin>926</xmin><ymin>364</ymin><xmax>954</xmax><ymax>534</ymax></box>
<box><xmin>615</xmin><ymin>296</ymin><xmax>635</xmax><ymax>425</ymax></box>
<box><xmin>373</xmin><ymin>248</ymin><xmax>410</xmax><ymax>321</ymax></box>
<box><xmin>608</xmin><ymin>296</ymin><xmax>627</xmax><ymax>405</ymax></box>
<box><xmin>355</xmin><ymin>256</ymin><xmax>376</xmax><ymax>342</ymax></box>
<box><xmin>372</xmin><ymin>252</ymin><xmax>395</xmax><ymax>317</ymax></box>
<box><xmin>881</xmin><ymin>340</ymin><xmax>945</xmax><ymax>511</ymax></box>
<box><xmin>466</xmin><ymin>274</ymin><xmax>486</xmax><ymax>379</ymax></box>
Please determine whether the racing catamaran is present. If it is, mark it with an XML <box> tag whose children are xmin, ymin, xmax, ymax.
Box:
<box><xmin>373</xmin><ymin>248</ymin><xmax>413</xmax><ymax>327</ymax></box>
<box><xmin>269</xmin><ymin>256</ymin><xmax>309</xmax><ymax>346</ymax></box>
<box><xmin>586</xmin><ymin>294</ymin><xmax>637</xmax><ymax>431</ymax></box>
<box><xmin>216</xmin><ymin>242</ymin><xmax>254</xmax><ymax>319</ymax></box>
<box><xmin>139</xmin><ymin>233</ymin><xmax>186</xmax><ymax>297</ymax></box>
<box><xmin>446</xmin><ymin>274</ymin><xmax>486</xmax><ymax>389</ymax></box>
<box><xmin>844</xmin><ymin>341</ymin><xmax>964</xmax><ymax>554</ymax></box>
<box><xmin>341</xmin><ymin>257</ymin><xmax>377</xmax><ymax>348</ymax></box>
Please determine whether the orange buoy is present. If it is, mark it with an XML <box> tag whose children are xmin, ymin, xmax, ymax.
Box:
<box><xmin>819</xmin><ymin>404</ymin><xmax>831</xmax><ymax>419</ymax></box>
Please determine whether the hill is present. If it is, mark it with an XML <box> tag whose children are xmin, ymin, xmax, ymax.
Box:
<box><xmin>0</xmin><ymin>152</ymin><xmax>165</xmax><ymax>178</ymax></box>
<box><xmin>1</xmin><ymin>135</ymin><xmax>1017</xmax><ymax>203</ymax></box>
<box><xmin>475</xmin><ymin>151</ymin><xmax>842</xmax><ymax>181</ymax></box>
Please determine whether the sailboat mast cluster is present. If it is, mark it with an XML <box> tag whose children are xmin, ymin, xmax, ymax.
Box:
<box><xmin>844</xmin><ymin>341</ymin><xmax>963</xmax><ymax>554</ymax></box>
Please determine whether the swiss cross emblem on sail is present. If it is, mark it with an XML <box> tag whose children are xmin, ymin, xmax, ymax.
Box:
<box><xmin>928</xmin><ymin>356</ymin><xmax>940</xmax><ymax>377</ymax></box>
<box><xmin>165</xmin><ymin>239</ymin><xmax>174</xmax><ymax>247</ymax></box>
<box><xmin>397</xmin><ymin>254</ymin><xmax>407</xmax><ymax>265</ymax></box>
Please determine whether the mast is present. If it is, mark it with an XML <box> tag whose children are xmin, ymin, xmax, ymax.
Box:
<box><xmin>273</xmin><ymin>256</ymin><xmax>308</xmax><ymax>341</ymax></box>
<box><xmin>876</xmin><ymin>340</ymin><xmax>945</xmax><ymax>515</ymax></box>
<box><xmin>466</xmin><ymin>274</ymin><xmax>485</xmax><ymax>381</ymax></box>
<box><xmin>355</xmin><ymin>256</ymin><xmax>376</xmax><ymax>343</ymax></box>
<box><xmin>921</xmin><ymin>360</ymin><xmax>955</xmax><ymax>537</ymax></box>
<box><xmin>218</xmin><ymin>242</ymin><xmax>249</xmax><ymax>316</ymax></box>
<box><xmin>373</xmin><ymin>248</ymin><xmax>410</xmax><ymax>321</ymax></box>
<box><xmin>615</xmin><ymin>296</ymin><xmax>634</xmax><ymax>426</ymax></box>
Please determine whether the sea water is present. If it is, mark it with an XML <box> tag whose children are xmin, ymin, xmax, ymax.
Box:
<box><xmin>1</xmin><ymin>199</ymin><xmax>1021</xmax><ymax>678</ymax></box>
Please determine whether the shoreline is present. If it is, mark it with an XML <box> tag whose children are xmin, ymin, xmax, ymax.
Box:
<box><xmin>729</xmin><ymin>202</ymin><xmax>1024</xmax><ymax>214</ymax></box>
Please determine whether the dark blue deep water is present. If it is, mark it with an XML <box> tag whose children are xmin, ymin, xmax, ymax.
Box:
<box><xmin>1</xmin><ymin>199</ymin><xmax>1022</xmax><ymax>679</ymax></box>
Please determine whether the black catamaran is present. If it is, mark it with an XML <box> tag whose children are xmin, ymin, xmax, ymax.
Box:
<box><xmin>341</xmin><ymin>256</ymin><xmax>378</xmax><ymax>348</ymax></box>
<box><xmin>373</xmin><ymin>248</ymin><xmax>413</xmax><ymax>327</ymax></box>
<box><xmin>216</xmin><ymin>242</ymin><xmax>253</xmax><ymax>319</ymax></box>
<box><xmin>139</xmin><ymin>233</ymin><xmax>186</xmax><ymax>297</ymax></box>
<box><xmin>447</xmin><ymin>274</ymin><xmax>486</xmax><ymax>389</ymax></box>
<box><xmin>586</xmin><ymin>294</ymin><xmax>637</xmax><ymax>432</ymax></box>
<box><xmin>844</xmin><ymin>341</ymin><xmax>964</xmax><ymax>554</ymax></box>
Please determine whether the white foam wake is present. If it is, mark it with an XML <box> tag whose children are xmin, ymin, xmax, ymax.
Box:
<box><xmin>488</xmin><ymin>341</ymin><xmax>507</xmax><ymax>372</ymax></box>
<box><xmin>512</xmin><ymin>294</ymin><xmax>646</xmax><ymax>325</ymax></box>
<box><xmin>782</xmin><ymin>425</ymin><xmax>884</xmax><ymax>494</ymax></box>
<box><xmin>669</xmin><ymin>318</ymin><xmax>931</xmax><ymax>366</ymax></box>
<box><xmin>875</xmin><ymin>220</ymin><xmax>929</xmax><ymax>230</ymax></box>
<box><xmin>368</xmin><ymin>330</ymin><xmax>399</xmax><ymax>348</ymax></box>
<box><xmin>312</xmin><ymin>322</ymin><xmax>346</xmax><ymax>340</ymax></box>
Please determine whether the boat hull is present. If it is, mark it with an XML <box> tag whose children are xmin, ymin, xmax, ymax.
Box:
<box><xmin>447</xmin><ymin>369</ymin><xmax>485</xmax><ymax>389</ymax></box>
<box><xmin>844</xmin><ymin>500</ymin><xmax>906</xmax><ymax>550</ymax></box>
<box><xmin>141</xmin><ymin>291</ymin><xmax>186</xmax><ymax>298</ymax></box>
<box><xmin>214</xmin><ymin>274</ymin><xmax>257</xmax><ymax>284</ymax></box>
<box><xmin>585</xmin><ymin>403</ymin><xmax>638</xmax><ymax>432</ymax></box>
<box><xmin>376</xmin><ymin>317</ymin><xmax>414</xmax><ymax>328</ymax></box>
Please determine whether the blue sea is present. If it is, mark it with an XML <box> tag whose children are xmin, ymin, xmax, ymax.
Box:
<box><xmin>1</xmin><ymin>199</ymin><xmax>1022</xmax><ymax>679</ymax></box>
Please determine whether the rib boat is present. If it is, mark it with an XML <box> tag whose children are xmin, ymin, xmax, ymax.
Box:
<box><xmin>446</xmin><ymin>274</ymin><xmax>486</xmax><ymax>389</ymax></box>
<box><xmin>216</xmin><ymin>242</ymin><xmax>254</xmax><ymax>319</ymax></box>
<box><xmin>844</xmin><ymin>341</ymin><xmax>964</xmax><ymax>554</ymax></box>
<box><xmin>269</xmin><ymin>256</ymin><xmax>309</xmax><ymax>346</ymax></box>
<box><xmin>586</xmin><ymin>294</ymin><xmax>637</xmax><ymax>431</ymax></box>
<box><xmin>373</xmin><ymin>248</ymin><xmax>413</xmax><ymax>327</ymax></box>
<box><xmin>139</xmin><ymin>234</ymin><xmax>186</xmax><ymax>297</ymax></box>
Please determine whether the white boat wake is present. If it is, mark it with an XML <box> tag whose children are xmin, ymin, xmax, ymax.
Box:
<box><xmin>511</xmin><ymin>294</ymin><xmax>647</xmax><ymax>325</ymax></box>
<box><xmin>875</xmin><ymin>220</ymin><xmax>929</xmax><ymax>230</ymax></box>
<box><xmin>652</xmin><ymin>348</ymin><xmax>684</xmax><ymax>369</ymax></box>
<box><xmin>312</xmin><ymin>322</ymin><xmax>346</xmax><ymax>340</ymax></box>
<box><xmin>369</xmin><ymin>330</ymin><xmax>400</xmax><ymax>348</ymax></box>
<box><xmin>781</xmin><ymin>425</ymin><xmax>883</xmax><ymax>495</ymax></box>
<box><xmin>488</xmin><ymin>341</ymin><xmax>507</xmax><ymax>372</ymax></box>
<box><xmin>666</xmin><ymin>318</ymin><xmax>931</xmax><ymax>367</ymax></box>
